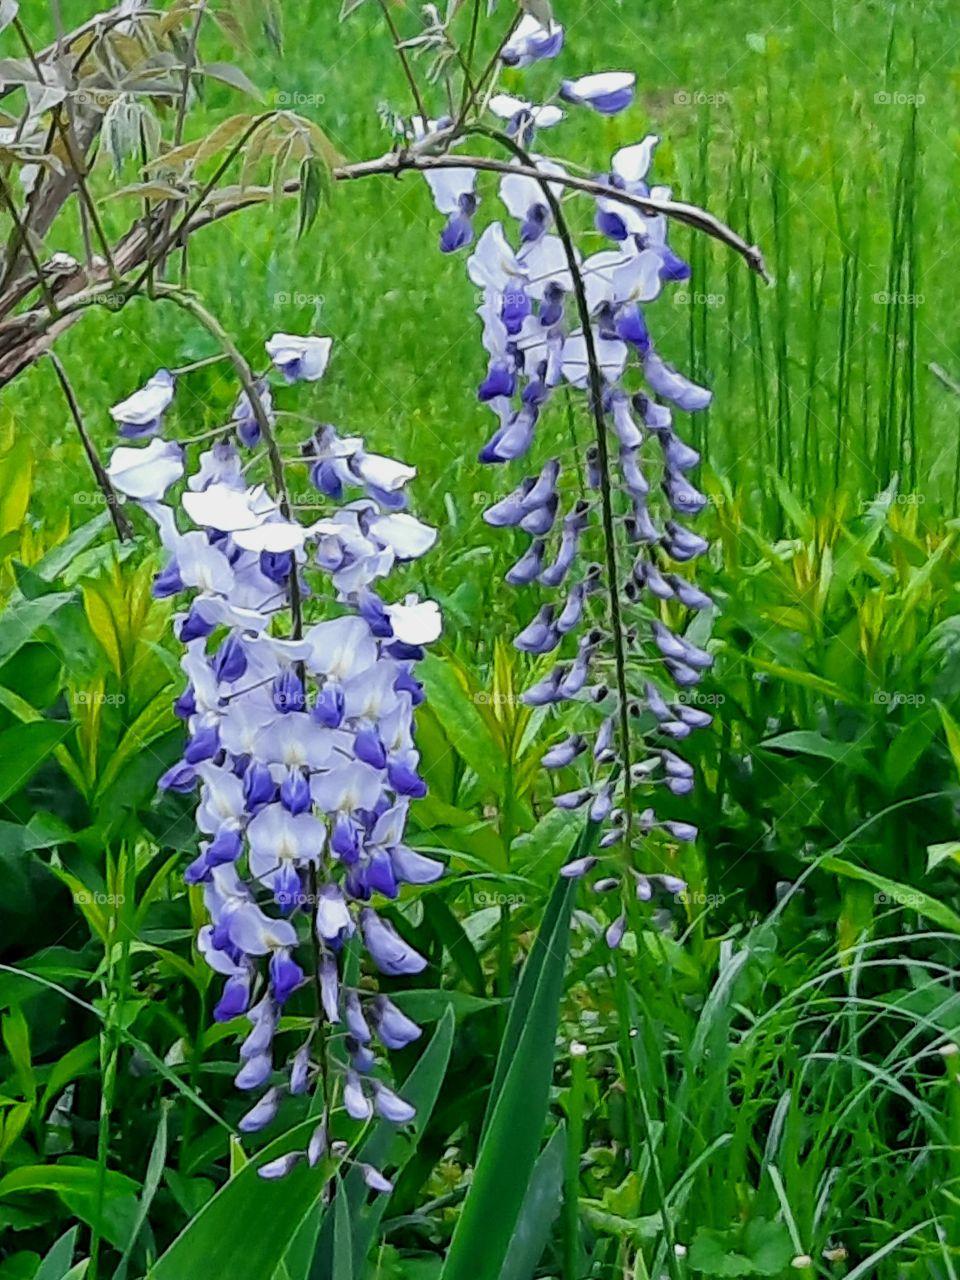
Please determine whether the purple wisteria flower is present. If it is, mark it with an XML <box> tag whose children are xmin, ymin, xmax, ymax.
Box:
<box><xmin>419</xmin><ymin>18</ymin><xmax>714</xmax><ymax>942</ymax></box>
<box><xmin>106</xmin><ymin>334</ymin><xmax>442</xmax><ymax>1188</ymax></box>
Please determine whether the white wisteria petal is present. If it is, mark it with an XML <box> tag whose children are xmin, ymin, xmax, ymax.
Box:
<box><xmin>227</xmin><ymin>901</ymin><xmax>298</xmax><ymax>955</ymax></box>
<box><xmin>369</xmin><ymin>513</ymin><xmax>437</xmax><ymax>559</ymax></box>
<box><xmin>182</xmin><ymin>483</ymin><xmax>275</xmax><ymax>532</ymax></box>
<box><xmin>611</xmin><ymin>248</ymin><xmax>663</xmax><ymax>303</ymax></box>
<box><xmin>612</xmin><ymin>135</ymin><xmax>660</xmax><ymax>185</ymax></box>
<box><xmin>423</xmin><ymin>167</ymin><xmax>476</xmax><ymax>215</ymax></box>
<box><xmin>489</xmin><ymin>95</ymin><xmax>565</xmax><ymax>129</ymax></box>
<box><xmin>303</xmin><ymin>616</ymin><xmax>379</xmax><ymax>681</ymax></box>
<box><xmin>106</xmin><ymin>438</ymin><xmax>184</xmax><ymax>500</ymax></box>
<box><xmin>265</xmin><ymin>333</ymin><xmax>333</xmax><ymax>381</ymax></box>
<box><xmin>386</xmin><ymin>596</ymin><xmax>442</xmax><ymax>645</ymax></box>
<box><xmin>521</xmin><ymin>233</ymin><xmax>577</xmax><ymax>299</ymax></box>
<box><xmin>175</xmin><ymin>531</ymin><xmax>235</xmax><ymax>594</ymax></box>
<box><xmin>232</xmin><ymin>520</ymin><xmax>308</xmax><ymax>554</ymax></box>
<box><xmin>353</xmin><ymin>452</ymin><xmax>416</xmax><ymax>493</ymax></box>
<box><xmin>582</xmin><ymin>249</ymin><xmax>634</xmax><ymax>312</ymax></box>
<box><xmin>109</xmin><ymin>368</ymin><xmax>175</xmax><ymax>426</ymax></box>
<box><xmin>561</xmin><ymin>331</ymin><xmax>628</xmax><ymax>388</ymax></box>
<box><xmin>467</xmin><ymin>222</ymin><xmax>527</xmax><ymax>292</ymax></box>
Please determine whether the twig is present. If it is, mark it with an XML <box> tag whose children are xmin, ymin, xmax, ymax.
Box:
<box><xmin>47</xmin><ymin>352</ymin><xmax>134</xmax><ymax>542</ymax></box>
<box><xmin>377</xmin><ymin>0</ymin><xmax>428</xmax><ymax>124</ymax></box>
<box><xmin>0</xmin><ymin>146</ymin><xmax>768</xmax><ymax>387</ymax></box>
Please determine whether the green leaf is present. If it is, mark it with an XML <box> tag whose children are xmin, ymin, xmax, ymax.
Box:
<box><xmin>822</xmin><ymin>855</ymin><xmax>960</xmax><ymax>934</ymax></box>
<box><xmin>419</xmin><ymin>653</ymin><xmax>505</xmax><ymax>801</ymax></box>
<box><xmin>331</xmin><ymin>1180</ymin><xmax>352</xmax><ymax>1280</ymax></box>
<box><xmin>422</xmin><ymin>898</ymin><xmax>485</xmax><ymax>995</ymax></box>
<box><xmin>297</xmin><ymin>156</ymin><xmax>328</xmax><ymax>238</ymax></box>
<box><xmin>761</xmin><ymin>729</ymin><xmax>869</xmax><ymax>771</ymax></box>
<box><xmin>1</xmin><ymin>1006</ymin><xmax>34</xmax><ymax>1102</ymax></box>
<box><xmin>35</xmin><ymin>1227</ymin><xmax>79</xmax><ymax>1280</ymax></box>
<box><xmin>689</xmin><ymin>1227</ymin><xmax>754</xmax><ymax>1276</ymax></box>
<box><xmin>928</xmin><ymin>842</ymin><xmax>960</xmax><ymax>874</ymax></box>
<box><xmin>0</xmin><ymin>594</ymin><xmax>73</xmax><ymax>668</ymax></box>
<box><xmin>149</xmin><ymin>1122</ymin><xmax>333</xmax><ymax>1280</ymax></box>
<box><xmin>389</xmin><ymin>989</ymin><xmax>498</xmax><ymax>1023</ymax></box>
<box><xmin>112</xmin><ymin>1105</ymin><xmax>169</xmax><ymax>1280</ymax></box>
<box><xmin>936</xmin><ymin>701</ymin><xmax>960</xmax><ymax>783</ymax></box>
<box><xmin>500</xmin><ymin>1123</ymin><xmax>566</xmax><ymax>1280</ymax></box>
<box><xmin>201</xmin><ymin>61</ymin><xmax>264</xmax><ymax>100</ymax></box>
<box><xmin>440</xmin><ymin>868</ymin><xmax>578</xmax><ymax>1280</ymax></box>
<box><xmin>0</xmin><ymin>720</ymin><xmax>75</xmax><ymax>804</ymax></box>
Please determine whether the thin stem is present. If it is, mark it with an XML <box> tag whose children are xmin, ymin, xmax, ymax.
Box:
<box><xmin>377</xmin><ymin>0</ymin><xmax>428</xmax><ymax>124</ymax></box>
<box><xmin>457</xmin><ymin>0</ymin><xmax>482</xmax><ymax>118</ymax></box>
<box><xmin>473</xmin><ymin>124</ymin><xmax>635</xmax><ymax>840</ymax></box>
<box><xmin>175</xmin><ymin>1</ymin><xmax>207</xmax><ymax>149</ymax></box>
<box><xmin>1</xmin><ymin>145</ymin><xmax>765</xmax><ymax>389</ymax></box>
<box><xmin>48</xmin><ymin>352</ymin><xmax>134</xmax><ymax>541</ymax></box>
<box><xmin>0</xmin><ymin>177</ymin><xmax>59</xmax><ymax>314</ymax></box>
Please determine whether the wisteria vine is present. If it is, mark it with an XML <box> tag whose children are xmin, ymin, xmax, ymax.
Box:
<box><xmin>97</xmin><ymin>0</ymin><xmax>728</xmax><ymax>1190</ymax></box>
<box><xmin>106</xmin><ymin>333</ymin><xmax>442</xmax><ymax>1186</ymax></box>
<box><xmin>416</xmin><ymin>12</ymin><xmax>714</xmax><ymax>938</ymax></box>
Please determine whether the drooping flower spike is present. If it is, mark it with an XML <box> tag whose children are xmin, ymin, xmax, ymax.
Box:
<box><xmin>421</xmin><ymin>11</ymin><xmax>714</xmax><ymax>937</ymax></box>
<box><xmin>106</xmin><ymin>334</ymin><xmax>441</xmax><ymax>1186</ymax></box>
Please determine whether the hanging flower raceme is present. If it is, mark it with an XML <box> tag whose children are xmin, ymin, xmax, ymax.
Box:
<box><xmin>105</xmin><ymin>335</ymin><xmax>442</xmax><ymax>1186</ymax></box>
<box><xmin>419</xmin><ymin>18</ymin><xmax>715</xmax><ymax>935</ymax></box>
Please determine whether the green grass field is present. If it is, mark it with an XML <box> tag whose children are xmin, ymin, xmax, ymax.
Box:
<box><xmin>5</xmin><ymin>3</ymin><xmax>960</xmax><ymax>1278</ymax></box>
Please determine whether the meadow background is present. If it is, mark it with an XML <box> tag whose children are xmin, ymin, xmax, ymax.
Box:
<box><xmin>4</xmin><ymin>1</ymin><xmax>960</xmax><ymax>1277</ymax></box>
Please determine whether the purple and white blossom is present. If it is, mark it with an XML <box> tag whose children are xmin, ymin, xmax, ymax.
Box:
<box><xmin>106</xmin><ymin>335</ymin><xmax>440</xmax><ymax>1186</ymax></box>
<box><xmin>417</xmin><ymin>16</ymin><xmax>714</xmax><ymax>943</ymax></box>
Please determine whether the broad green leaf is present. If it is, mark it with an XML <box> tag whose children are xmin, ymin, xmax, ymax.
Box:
<box><xmin>149</xmin><ymin>1121</ymin><xmax>334</xmax><ymax>1280</ymax></box>
<box><xmin>112</xmin><ymin>1105</ymin><xmax>168</xmax><ymax>1280</ymax></box>
<box><xmin>1</xmin><ymin>1006</ymin><xmax>34</xmax><ymax>1102</ymax></box>
<box><xmin>441</xmin><ymin>871</ymin><xmax>578</xmax><ymax>1280</ymax></box>
<box><xmin>486</xmin><ymin>822</ymin><xmax>594</xmax><ymax>1121</ymax></box>
<box><xmin>422</xmin><ymin>898</ymin><xmax>485</xmax><ymax>995</ymax></box>
<box><xmin>389</xmin><ymin>989</ymin><xmax>498</xmax><ymax>1023</ymax></box>
<box><xmin>419</xmin><ymin>653</ymin><xmax>505</xmax><ymax>800</ymax></box>
<box><xmin>0</xmin><ymin>594</ymin><xmax>73</xmax><ymax>668</ymax></box>
<box><xmin>500</xmin><ymin>1123</ymin><xmax>566</xmax><ymax>1280</ymax></box>
<box><xmin>35</xmin><ymin>1227</ymin><xmax>79</xmax><ymax>1280</ymax></box>
<box><xmin>331</xmin><ymin>1180</ymin><xmax>352</xmax><ymax>1280</ymax></box>
<box><xmin>822</xmin><ymin>855</ymin><xmax>960</xmax><ymax>934</ymax></box>
<box><xmin>0</xmin><ymin>720</ymin><xmax>75</xmax><ymax>804</ymax></box>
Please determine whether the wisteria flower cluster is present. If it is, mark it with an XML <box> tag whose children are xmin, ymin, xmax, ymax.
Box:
<box><xmin>420</xmin><ymin>9</ymin><xmax>714</xmax><ymax>935</ymax></box>
<box><xmin>106</xmin><ymin>335</ymin><xmax>442</xmax><ymax>1186</ymax></box>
